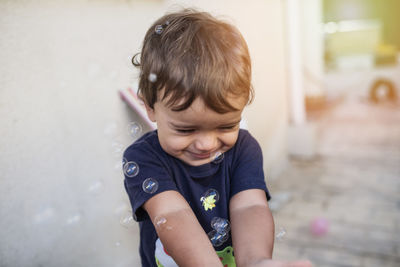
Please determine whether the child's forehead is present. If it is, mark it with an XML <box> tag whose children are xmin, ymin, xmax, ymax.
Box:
<box><xmin>168</xmin><ymin>108</ymin><xmax>242</xmax><ymax>129</ymax></box>
<box><xmin>157</xmin><ymin>96</ymin><xmax>245</xmax><ymax>125</ymax></box>
<box><xmin>159</xmin><ymin>93</ymin><xmax>247</xmax><ymax>113</ymax></box>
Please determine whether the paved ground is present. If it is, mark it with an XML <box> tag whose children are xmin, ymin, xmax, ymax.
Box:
<box><xmin>269</xmin><ymin>97</ymin><xmax>400</xmax><ymax>266</ymax></box>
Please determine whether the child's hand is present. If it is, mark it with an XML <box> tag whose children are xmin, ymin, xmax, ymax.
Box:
<box><xmin>249</xmin><ymin>259</ymin><xmax>312</xmax><ymax>267</ymax></box>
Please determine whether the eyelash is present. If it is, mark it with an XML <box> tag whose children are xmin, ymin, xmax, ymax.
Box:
<box><xmin>175</xmin><ymin>125</ymin><xmax>237</xmax><ymax>134</ymax></box>
<box><xmin>220</xmin><ymin>125</ymin><xmax>237</xmax><ymax>130</ymax></box>
<box><xmin>176</xmin><ymin>129</ymin><xmax>195</xmax><ymax>133</ymax></box>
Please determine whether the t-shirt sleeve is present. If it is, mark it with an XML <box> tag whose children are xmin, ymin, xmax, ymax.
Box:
<box><xmin>230</xmin><ymin>130</ymin><xmax>271</xmax><ymax>201</ymax></box>
<box><xmin>123</xmin><ymin>140</ymin><xmax>178</xmax><ymax>221</ymax></box>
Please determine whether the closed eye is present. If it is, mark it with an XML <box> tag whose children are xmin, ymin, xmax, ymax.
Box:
<box><xmin>219</xmin><ymin>124</ymin><xmax>239</xmax><ymax>130</ymax></box>
<box><xmin>175</xmin><ymin>128</ymin><xmax>195</xmax><ymax>134</ymax></box>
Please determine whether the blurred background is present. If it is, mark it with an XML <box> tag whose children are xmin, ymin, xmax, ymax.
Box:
<box><xmin>0</xmin><ymin>0</ymin><xmax>398</xmax><ymax>266</ymax></box>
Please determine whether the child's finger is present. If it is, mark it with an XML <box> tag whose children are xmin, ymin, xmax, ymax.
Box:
<box><xmin>287</xmin><ymin>260</ymin><xmax>313</xmax><ymax>267</ymax></box>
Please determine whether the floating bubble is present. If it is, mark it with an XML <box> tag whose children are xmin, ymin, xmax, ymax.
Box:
<box><xmin>59</xmin><ymin>81</ymin><xmax>67</xmax><ymax>88</ymax></box>
<box><xmin>66</xmin><ymin>214</ymin><xmax>81</xmax><ymax>225</ymax></box>
<box><xmin>103</xmin><ymin>122</ymin><xmax>118</xmax><ymax>137</ymax></box>
<box><xmin>211</xmin><ymin>152</ymin><xmax>224</xmax><ymax>164</ymax></box>
<box><xmin>109</xmin><ymin>70</ymin><xmax>119</xmax><ymax>80</ymax></box>
<box><xmin>127</xmin><ymin>122</ymin><xmax>142</xmax><ymax>138</ymax></box>
<box><xmin>142</xmin><ymin>178</ymin><xmax>159</xmax><ymax>194</ymax></box>
<box><xmin>123</xmin><ymin>161</ymin><xmax>139</xmax><ymax>177</ymax></box>
<box><xmin>154</xmin><ymin>216</ymin><xmax>173</xmax><ymax>231</ymax></box>
<box><xmin>114</xmin><ymin>161</ymin><xmax>123</xmax><ymax>171</ymax></box>
<box><xmin>211</xmin><ymin>217</ymin><xmax>230</xmax><ymax>234</ymax></box>
<box><xmin>208</xmin><ymin>229</ymin><xmax>229</xmax><ymax>247</ymax></box>
<box><xmin>200</xmin><ymin>189</ymin><xmax>220</xmax><ymax>211</ymax></box>
<box><xmin>88</xmin><ymin>180</ymin><xmax>104</xmax><ymax>194</ymax></box>
<box><xmin>120</xmin><ymin>211</ymin><xmax>136</xmax><ymax>228</ymax></box>
<box><xmin>155</xmin><ymin>216</ymin><xmax>167</xmax><ymax>228</ymax></box>
<box><xmin>114</xmin><ymin>203</ymin><xmax>130</xmax><ymax>216</ymax></box>
<box><xmin>115</xmin><ymin>241</ymin><xmax>121</xmax><ymax>247</ymax></box>
<box><xmin>201</xmin><ymin>189</ymin><xmax>220</xmax><ymax>202</ymax></box>
<box><xmin>275</xmin><ymin>226</ymin><xmax>287</xmax><ymax>241</ymax></box>
<box><xmin>154</xmin><ymin>25</ymin><xmax>163</xmax><ymax>34</ymax></box>
<box><xmin>148</xmin><ymin>73</ymin><xmax>157</xmax><ymax>83</ymax></box>
<box><xmin>111</xmin><ymin>141</ymin><xmax>124</xmax><ymax>158</ymax></box>
<box><xmin>33</xmin><ymin>207</ymin><xmax>55</xmax><ymax>224</ymax></box>
<box><xmin>87</xmin><ymin>63</ymin><xmax>100</xmax><ymax>77</ymax></box>
<box><xmin>268</xmin><ymin>191</ymin><xmax>292</xmax><ymax>212</ymax></box>
<box><xmin>115</xmin><ymin>157</ymin><xmax>128</xmax><ymax>172</ymax></box>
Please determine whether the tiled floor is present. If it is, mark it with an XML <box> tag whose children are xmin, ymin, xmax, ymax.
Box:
<box><xmin>270</xmin><ymin>97</ymin><xmax>400</xmax><ymax>266</ymax></box>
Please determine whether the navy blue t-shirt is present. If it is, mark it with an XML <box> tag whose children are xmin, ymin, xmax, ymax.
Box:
<box><xmin>123</xmin><ymin>129</ymin><xmax>270</xmax><ymax>267</ymax></box>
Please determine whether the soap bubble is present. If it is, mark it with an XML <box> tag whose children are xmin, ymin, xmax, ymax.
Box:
<box><xmin>200</xmin><ymin>189</ymin><xmax>220</xmax><ymax>211</ymax></box>
<box><xmin>66</xmin><ymin>214</ymin><xmax>81</xmax><ymax>226</ymax></box>
<box><xmin>142</xmin><ymin>178</ymin><xmax>159</xmax><ymax>194</ymax></box>
<box><xmin>268</xmin><ymin>191</ymin><xmax>292</xmax><ymax>212</ymax></box>
<box><xmin>114</xmin><ymin>203</ymin><xmax>130</xmax><ymax>216</ymax></box>
<box><xmin>148</xmin><ymin>73</ymin><xmax>157</xmax><ymax>83</ymax></box>
<box><xmin>154</xmin><ymin>25</ymin><xmax>163</xmax><ymax>34</ymax></box>
<box><xmin>208</xmin><ymin>229</ymin><xmax>229</xmax><ymax>247</ymax></box>
<box><xmin>123</xmin><ymin>161</ymin><xmax>139</xmax><ymax>177</ymax></box>
<box><xmin>116</xmin><ymin>157</ymin><xmax>128</xmax><ymax>172</ymax></box>
<box><xmin>127</xmin><ymin>122</ymin><xmax>142</xmax><ymax>138</ymax></box>
<box><xmin>154</xmin><ymin>216</ymin><xmax>173</xmax><ymax>231</ymax></box>
<box><xmin>87</xmin><ymin>63</ymin><xmax>100</xmax><ymax>77</ymax></box>
<box><xmin>211</xmin><ymin>152</ymin><xmax>224</xmax><ymax>164</ymax></box>
<box><xmin>201</xmin><ymin>189</ymin><xmax>220</xmax><ymax>202</ymax></box>
<box><xmin>114</xmin><ymin>160</ymin><xmax>123</xmax><ymax>171</ymax></box>
<box><xmin>103</xmin><ymin>122</ymin><xmax>118</xmax><ymax>137</ymax></box>
<box><xmin>88</xmin><ymin>180</ymin><xmax>104</xmax><ymax>194</ymax></box>
<box><xmin>120</xmin><ymin>212</ymin><xmax>136</xmax><ymax>228</ymax></box>
<box><xmin>111</xmin><ymin>141</ymin><xmax>124</xmax><ymax>158</ymax></box>
<box><xmin>275</xmin><ymin>226</ymin><xmax>287</xmax><ymax>241</ymax></box>
<box><xmin>109</xmin><ymin>70</ymin><xmax>119</xmax><ymax>80</ymax></box>
<box><xmin>33</xmin><ymin>207</ymin><xmax>55</xmax><ymax>224</ymax></box>
<box><xmin>211</xmin><ymin>217</ymin><xmax>230</xmax><ymax>233</ymax></box>
<box><xmin>155</xmin><ymin>216</ymin><xmax>167</xmax><ymax>228</ymax></box>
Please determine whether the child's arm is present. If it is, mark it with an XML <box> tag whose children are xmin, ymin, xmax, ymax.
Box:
<box><xmin>229</xmin><ymin>189</ymin><xmax>274</xmax><ymax>265</ymax></box>
<box><xmin>143</xmin><ymin>190</ymin><xmax>223</xmax><ymax>266</ymax></box>
<box><xmin>230</xmin><ymin>189</ymin><xmax>312</xmax><ymax>267</ymax></box>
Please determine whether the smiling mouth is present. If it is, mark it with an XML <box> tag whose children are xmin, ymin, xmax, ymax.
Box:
<box><xmin>189</xmin><ymin>151</ymin><xmax>212</xmax><ymax>159</ymax></box>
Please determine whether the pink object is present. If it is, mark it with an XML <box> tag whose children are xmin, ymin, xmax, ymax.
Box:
<box><xmin>119</xmin><ymin>88</ymin><xmax>156</xmax><ymax>130</ymax></box>
<box><xmin>310</xmin><ymin>217</ymin><xmax>329</xmax><ymax>236</ymax></box>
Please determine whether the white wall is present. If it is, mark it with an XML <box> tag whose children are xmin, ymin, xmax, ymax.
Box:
<box><xmin>0</xmin><ymin>1</ymin><xmax>289</xmax><ymax>266</ymax></box>
<box><xmin>0</xmin><ymin>1</ymin><xmax>164</xmax><ymax>266</ymax></box>
<box><xmin>301</xmin><ymin>0</ymin><xmax>324</xmax><ymax>98</ymax></box>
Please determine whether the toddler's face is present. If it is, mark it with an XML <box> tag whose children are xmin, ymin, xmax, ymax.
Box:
<box><xmin>146</xmin><ymin>96</ymin><xmax>246</xmax><ymax>166</ymax></box>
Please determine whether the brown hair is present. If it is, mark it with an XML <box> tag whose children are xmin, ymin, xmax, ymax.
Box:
<box><xmin>132</xmin><ymin>8</ymin><xmax>253</xmax><ymax>113</ymax></box>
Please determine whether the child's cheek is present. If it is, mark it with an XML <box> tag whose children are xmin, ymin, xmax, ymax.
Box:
<box><xmin>223</xmin><ymin>131</ymin><xmax>239</xmax><ymax>147</ymax></box>
<box><xmin>168</xmin><ymin>135</ymin><xmax>190</xmax><ymax>151</ymax></box>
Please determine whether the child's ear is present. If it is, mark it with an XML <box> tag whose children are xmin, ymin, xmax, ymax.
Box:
<box><xmin>144</xmin><ymin>103</ymin><xmax>156</xmax><ymax>122</ymax></box>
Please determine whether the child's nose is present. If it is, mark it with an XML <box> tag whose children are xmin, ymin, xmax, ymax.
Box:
<box><xmin>194</xmin><ymin>132</ymin><xmax>218</xmax><ymax>151</ymax></box>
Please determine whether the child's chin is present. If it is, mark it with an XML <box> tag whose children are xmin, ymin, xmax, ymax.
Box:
<box><xmin>181</xmin><ymin>156</ymin><xmax>210</xmax><ymax>166</ymax></box>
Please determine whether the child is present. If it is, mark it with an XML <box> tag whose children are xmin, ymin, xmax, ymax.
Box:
<box><xmin>123</xmin><ymin>8</ymin><xmax>311</xmax><ymax>267</ymax></box>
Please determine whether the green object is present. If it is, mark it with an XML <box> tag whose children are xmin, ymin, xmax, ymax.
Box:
<box><xmin>155</xmin><ymin>256</ymin><xmax>164</xmax><ymax>267</ymax></box>
<box><xmin>155</xmin><ymin>245</ymin><xmax>236</xmax><ymax>267</ymax></box>
<box><xmin>217</xmin><ymin>246</ymin><xmax>236</xmax><ymax>267</ymax></box>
